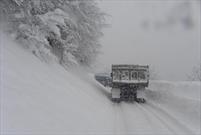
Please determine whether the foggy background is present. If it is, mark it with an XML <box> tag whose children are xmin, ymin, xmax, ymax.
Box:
<box><xmin>96</xmin><ymin>0</ymin><xmax>200</xmax><ymax>81</ymax></box>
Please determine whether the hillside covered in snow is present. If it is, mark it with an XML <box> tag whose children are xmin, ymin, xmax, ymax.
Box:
<box><xmin>0</xmin><ymin>0</ymin><xmax>106</xmax><ymax>67</ymax></box>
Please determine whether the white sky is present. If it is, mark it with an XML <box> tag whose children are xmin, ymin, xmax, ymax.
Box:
<box><xmin>97</xmin><ymin>0</ymin><xmax>200</xmax><ymax>81</ymax></box>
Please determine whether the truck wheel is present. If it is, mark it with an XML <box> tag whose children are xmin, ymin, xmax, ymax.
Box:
<box><xmin>136</xmin><ymin>98</ymin><xmax>146</xmax><ymax>103</ymax></box>
<box><xmin>111</xmin><ymin>98</ymin><xmax>121</xmax><ymax>103</ymax></box>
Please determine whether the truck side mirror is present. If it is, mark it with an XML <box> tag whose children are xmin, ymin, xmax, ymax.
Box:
<box><xmin>111</xmin><ymin>73</ymin><xmax>113</xmax><ymax>78</ymax></box>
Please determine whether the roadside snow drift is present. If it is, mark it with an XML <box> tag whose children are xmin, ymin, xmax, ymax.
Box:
<box><xmin>1</xmin><ymin>31</ymin><xmax>114</xmax><ymax>134</ymax></box>
<box><xmin>1</xmin><ymin>31</ymin><xmax>200</xmax><ymax>134</ymax></box>
<box><xmin>146</xmin><ymin>81</ymin><xmax>200</xmax><ymax>133</ymax></box>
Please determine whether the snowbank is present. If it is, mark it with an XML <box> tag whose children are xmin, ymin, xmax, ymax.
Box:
<box><xmin>146</xmin><ymin>80</ymin><xmax>201</xmax><ymax>133</ymax></box>
<box><xmin>149</xmin><ymin>80</ymin><xmax>200</xmax><ymax>100</ymax></box>
<box><xmin>1</xmin><ymin>31</ymin><xmax>114</xmax><ymax>134</ymax></box>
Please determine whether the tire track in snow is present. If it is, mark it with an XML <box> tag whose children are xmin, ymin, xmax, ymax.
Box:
<box><xmin>121</xmin><ymin>103</ymin><xmax>160</xmax><ymax>134</ymax></box>
<box><xmin>112</xmin><ymin>103</ymin><xmax>118</xmax><ymax>135</ymax></box>
<box><xmin>112</xmin><ymin>101</ymin><xmax>192</xmax><ymax>135</ymax></box>
<box><xmin>147</xmin><ymin>101</ymin><xmax>194</xmax><ymax>134</ymax></box>
<box><xmin>140</xmin><ymin>101</ymin><xmax>193</xmax><ymax>134</ymax></box>
<box><xmin>112</xmin><ymin>102</ymin><xmax>127</xmax><ymax>135</ymax></box>
<box><xmin>136</xmin><ymin>103</ymin><xmax>176</xmax><ymax>134</ymax></box>
<box><xmin>113</xmin><ymin>102</ymin><xmax>177</xmax><ymax>134</ymax></box>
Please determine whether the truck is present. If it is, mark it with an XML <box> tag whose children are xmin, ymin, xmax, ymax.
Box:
<box><xmin>95</xmin><ymin>73</ymin><xmax>112</xmax><ymax>87</ymax></box>
<box><xmin>111</xmin><ymin>64</ymin><xmax>149</xmax><ymax>103</ymax></box>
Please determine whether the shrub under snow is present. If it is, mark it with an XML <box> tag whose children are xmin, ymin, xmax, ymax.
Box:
<box><xmin>0</xmin><ymin>0</ymin><xmax>106</xmax><ymax>67</ymax></box>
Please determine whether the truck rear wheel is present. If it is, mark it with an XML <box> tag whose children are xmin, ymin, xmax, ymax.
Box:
<box><xmin>111</xmin><ymin>98</ymin><xmax>121</xmax><ymax>103</ymax></box>
<box><xmin>111</xmin><ymin>88</ymin><xmax>121</xmax><ymax>103</ymax></box>
<box><xmin>136</xmin><ymin>98</ymin><xmax>146</xmax><ymax>103</ymax></box>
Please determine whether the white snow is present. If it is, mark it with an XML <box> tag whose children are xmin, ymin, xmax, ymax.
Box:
<box><xmin>146</xmin><ymin>80</ymin><xmax>201</xmax><ymax>133</ymax></box>
<box><xmin>38</xmin><ymin>8</ymin><xmax>75</xmax><ymax>38</ymax></box>
<box><xmin>1</xmin><ymin>31</ymin><xmax>200</xmax><ymax>134</ymax></box>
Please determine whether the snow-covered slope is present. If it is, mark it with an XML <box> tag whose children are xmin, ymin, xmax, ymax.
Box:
<box><xmin>1</xmin><ymin>31</ymin><xmax>115</xmax><ymax>134</ymax></box>
<box><xmin>146</xmin><ymin>81</ymin><xmax>200</xmax><ymax>133</ymax></box>
<box><xmin>1</xmin><ymin>31</ymin><xmax>200</xmax><ymax>134</ymax></box>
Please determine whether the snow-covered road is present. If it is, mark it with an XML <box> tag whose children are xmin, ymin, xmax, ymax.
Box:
<box><xmin>1</xmin><ymin>31</ymin><xmax>200</xmax><ymax>135</ymax></box>
<box><xmin>98</xmin><ymin>85</ymin><xmax>200</xmax><ymax>135</ymax></box>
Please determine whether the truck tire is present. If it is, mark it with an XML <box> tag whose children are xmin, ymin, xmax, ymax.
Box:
<box><xmin>111</xmin><ymin>98</ymin><xmax>121</xmax><ymax>103</ymax></box>
<box><xmin>136</xmin><ymin>98</ymin><xmax>146</xmax><ymax>103</ymax></box>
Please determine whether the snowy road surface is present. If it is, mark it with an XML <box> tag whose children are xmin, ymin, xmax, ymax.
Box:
<box><xmin>1</xmin><ymin>31</ymin><xmax>200</xmax><ymax>134</ymax></box>
<box><xmin>101</xmin><ymin>86</ymin><xmax>199</xmax><ymax>135</ymax></box>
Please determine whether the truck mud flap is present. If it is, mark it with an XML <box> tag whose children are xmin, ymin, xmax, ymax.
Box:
<box><xmin>136</xmin><ymin>98</ymin><xmax>146</xmax><ymax>103</ymax></box>
<box><xmin>111</xmin><ymin>88</ymin><xmax>121</xmax><ymax>99</ymax></box>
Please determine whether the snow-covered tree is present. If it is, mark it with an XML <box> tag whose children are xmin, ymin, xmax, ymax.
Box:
<box><xmin>0</xmin><ymin>0</ymin><xmax>106</xmax><ymax>67</ymax></box>
<box><xmin>187</xmin><ymin>63</ymin><xmax>201</xmax><ymax>81</ymax></box>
